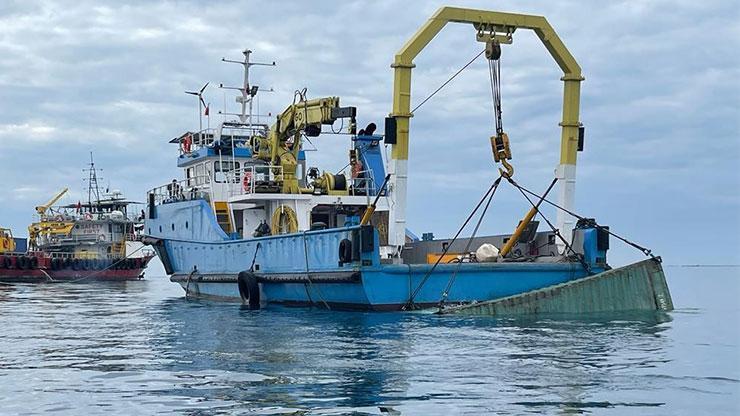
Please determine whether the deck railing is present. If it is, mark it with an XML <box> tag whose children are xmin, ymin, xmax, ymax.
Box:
<box><xmin>227</xmin><ymin>165</ymin><xmax>284</xmax><ymax>196</ymax></box>
<box><xmin>349</xmin><ymin>168</ymin><xmax>379</xmax><ymax>196</ymax></box>
<box><xmin>149</xmin><ymin>174</ymin><xmax>212</xmax><ymax>205</ymax></box>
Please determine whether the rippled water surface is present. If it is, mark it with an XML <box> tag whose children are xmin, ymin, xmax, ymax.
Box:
<box><xmin>1</xmin><ymin>266</ymin><xmax>738</xmax><ymax>415</ymax></box>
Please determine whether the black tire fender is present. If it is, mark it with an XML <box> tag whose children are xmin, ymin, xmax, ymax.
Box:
<box><xmin>18</xmin><ymin>256</ymin><xmax>29</xmax><ymax>270</ymax></box>
<box><xmin>338</xmin><ymin>238</ymin><xmax>353</xmax><ymax>264</ymax></box>
<box><xmin>237</xmin><ymin>271</ymin><xmax>261</xmax><ymax>310</ymax></box>
<box><xmin>29</xmin><ymin>256</ymin><xmax>39</xmax><ymax>269</ymax></box>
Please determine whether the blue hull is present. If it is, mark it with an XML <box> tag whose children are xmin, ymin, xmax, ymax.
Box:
<box><xmin>147</xmin><ymin>200</ymin><xmax>601</xmax><ymax>310</ymax></box>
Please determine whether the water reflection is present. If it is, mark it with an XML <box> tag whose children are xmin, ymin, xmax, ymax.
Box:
<box><xmin>0</xmin><ymin>269</ymin><xmax>737</xmax><ymax>415</ymax></box>
<box><xmin>149</xmin><ymin>297</ymin><xmax>677</xmax><ymax>414</ymax></box>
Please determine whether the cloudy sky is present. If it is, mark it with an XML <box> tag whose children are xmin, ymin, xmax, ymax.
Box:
<box><xmin>0</xmin><ymin>0</ymin><xmax>738</xmax><ymax>266</ymax></box>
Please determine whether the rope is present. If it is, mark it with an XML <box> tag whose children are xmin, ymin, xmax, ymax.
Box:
<box><xmin>185</xmin><ymin>267</ymin><xmax>198</xmax><ymax>299</ymax></box>
<box><xmin>38</xmin><ymin>267</ymin><xmax>55</xmax><ymax>283</ymax></box>
<box><xmin>248</xmin><ymin>243</ymin><xmax>261</xmax><ymax>272</ymax></box>
<box><xmin>508</xmin><ymin>180</ymin><xmax>659</xmax><ymax>261</ymax></box>
<box><xmin>302</xmin><ymin>231</ymin><xmax>331</xmax><ymax>310</ymax></box>
<box><xmin>438</xmin><ymin>176</ymin><xmax>501</xmax><ymax>308</ymax></box>
<box><xmin>411</xmin><ymin>49</ymin><xmax>485</xmax><ymax>114</ymax></box>
<box><xmin>403</xmin><ymin>175</ymin><xmax>503</xmax><ymax>310</ymax></box>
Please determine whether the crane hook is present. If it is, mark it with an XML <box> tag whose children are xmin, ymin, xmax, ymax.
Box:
<box><xmin>499</xmin><ymin>159</ymin><xmax>514</xmax><ymax>179</ymax></box>
<box><xmin>490</xmin><ymin>132</ymin><xmax>514</xmax><ymax>178</ymax></box>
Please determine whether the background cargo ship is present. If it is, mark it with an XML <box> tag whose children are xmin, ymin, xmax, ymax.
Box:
<box><xmin>0</xmin><ymin>158</ymin><xmax>154</xmax><ymax>283</ymax></box>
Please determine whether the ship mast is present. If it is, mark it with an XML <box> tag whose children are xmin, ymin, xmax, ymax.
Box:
<box><xmin>220</xmin><ymin>49</ymin><xmax>276</xmax><ymax>169</ymax></box>
<box><xmin>83</xmin><ymin>152</ymin><xmax>102</xmax><ymax>212</ymax></box>
<box><xmin>221</xmin><ymin>49</ymin><xmax>275</xmax><ymax>126</ymax></box>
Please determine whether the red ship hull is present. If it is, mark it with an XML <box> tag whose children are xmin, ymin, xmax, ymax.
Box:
<box><xmin>0</xmin><ymin>253</ymin><xmax>154</xmax><ymax>283</ymax></box>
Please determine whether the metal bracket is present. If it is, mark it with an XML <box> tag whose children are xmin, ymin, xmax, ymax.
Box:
<box><xmin>475</xmin><ymin>24</ymin><xmax>515</xmax><ymax>45</ymax></box>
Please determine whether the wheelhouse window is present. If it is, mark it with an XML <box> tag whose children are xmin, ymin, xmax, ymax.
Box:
<box><xmin>195</xmin><ymin>164</ymin><xmax>206</xmax><ymax>185</ymax></box>
<box><xmin>187</xmin><ymin>167</ymin><xmax>195</xmax><ymax>187</ymax></box>
<box><xmin>214</xmin><ymin>161</ymin><xmax>240</xmax><ymax>183</ymax></box>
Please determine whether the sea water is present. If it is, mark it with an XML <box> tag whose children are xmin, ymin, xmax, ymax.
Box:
<box><xmin>0</xmin><ymin>266</ymin><xmax>738</xmax><ymax>415</ymax></box>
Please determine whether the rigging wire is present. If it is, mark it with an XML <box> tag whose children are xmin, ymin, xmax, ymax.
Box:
<box><xmin>403</xmin><ymin>175</ymin><xmax>503</xmax><ymax>310</ymax></box>
<box><xmin>508</xmin><ymin>179</ymin><xmax>659</xmax><ymax>260</ymax></box>
<box><xmin>488</xmin><ymin>57</ymin><xmax>503</xmax><ymax>134</ymax></box>
<box><xmin>411</xmin><ymin>49</ymin><xmax>486</xmax><ymax>114</ymax></box>
<box><xmin>437</xmin><ymin>176</ymin><xmax>501</xmax><ymax>308</ymax></box>
<box><xmin>507</xmin><ymin>177</ymin><xmax>592</xmax><ymax>274</ymax></box>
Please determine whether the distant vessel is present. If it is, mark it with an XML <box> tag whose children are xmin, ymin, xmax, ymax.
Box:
<box><xmin>0</xmin><ymin>157</ymin><xmax>154</xmax><ymax>283</ymax></box>
<box><xmin>143</xmin><ymin>7</ymin><xmax>668</xmax><ymax>311</ymax></box>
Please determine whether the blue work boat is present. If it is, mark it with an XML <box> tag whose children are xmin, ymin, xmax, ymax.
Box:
<box><xmin>144</xmin><ymin>8</ymin><xmax>627</xmax><ymax>311</ymax></box>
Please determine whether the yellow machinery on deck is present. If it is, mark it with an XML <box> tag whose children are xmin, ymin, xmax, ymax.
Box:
<box><xmin>0</xmin><ymin>227</ymin><xmax>16</xmax><ymax>253</ymax></box>
<box><xmin>255</xmin><ymin>93</ymin><xmax>357</xmax><ymax>194</ymax></box>
<box><xmin>27</xmin><ymin>188</ymin><xmax>75</xmax><ymax>250</ymax></box>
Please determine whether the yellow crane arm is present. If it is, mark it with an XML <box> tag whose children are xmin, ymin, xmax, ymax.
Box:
<box><xmin>35</xmin><ymin>188</ymin><xmax>69</xmax><ymax>215</ymax></box>
<box><xmin>267</xmin><ymin>96</ymin><xmax>350</xmax><ymax>164</ymax></box>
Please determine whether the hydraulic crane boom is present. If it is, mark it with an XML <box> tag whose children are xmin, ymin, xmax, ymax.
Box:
<box><xmin>35</xmin><ymin>188</ymin><xmax>69</xmax><ymax>216</ymax></box>
<box><xmin>259</xmin><ymin>95</ymin><xmax>356</xmax><ymax>193</ymax></box>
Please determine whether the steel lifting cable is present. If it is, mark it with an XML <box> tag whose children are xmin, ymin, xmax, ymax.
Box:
<box><xmin>411</xmin><ymin>49</ymin><xmax>486</xmax><ymax>114</ymax></box>
<box><xmin>509</xmin><ymin>179</ymin><xmax>660</xmax><ymax>261</ymax></box>
<box><xmin>438</xmin><ymin>176</ymin><xmax>501</xmax><ymax>308</ymax></box>
<box><xmin>488</xmin><ymin>55</ymin><xmax>503</xmax><ymax>134</ymax></box>
<box><xmin>509</xmin><ymin>177</ymin><xmax>572</xmax><ymax>255</ymax></box>
<box><xmin>403</xmin><ymin>175</ymin><xmax>503</xmax><ymax>310</ymax></box>
<box><xmin>507</xmin><ymin>177</ymin><xmax>593</xmax><ymax>275</ymax></box>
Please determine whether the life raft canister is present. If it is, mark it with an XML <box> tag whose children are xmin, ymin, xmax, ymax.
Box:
<box><xmin>242</xmin><ymin>171</ymin><xmax>253</xmax><ymax>193</ymax></box>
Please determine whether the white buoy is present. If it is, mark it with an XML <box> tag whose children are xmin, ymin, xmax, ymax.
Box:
<box><xmin>476</xmin><ymin>243</ymin><xmax>499</xmax><ymax>262</ymax></box>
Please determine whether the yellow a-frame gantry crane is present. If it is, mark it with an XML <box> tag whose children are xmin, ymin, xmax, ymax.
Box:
<box><xmin>386</xmin><ymin>6</ymin><xmax>584</xmax><ymax>253</ymax></box>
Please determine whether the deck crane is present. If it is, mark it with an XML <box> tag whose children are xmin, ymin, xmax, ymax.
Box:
<box><xmin>28</xmin><ymin>188</ymin><xmax>73</xmax><ymax>250</ymax></box>
<box><xmin>256</xmin><ymin>92</ymin><xmax>357</xmax><ymax>194</ymax></box>
<box><xmin>35</xmin><ymin>188</ymin><xmax>69</xmax><ymax>217</ymax></box>
<box><xmin>386</xmin><ymin>6</ymin><xmax>585</xmax><ymax>254</ymax></box>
